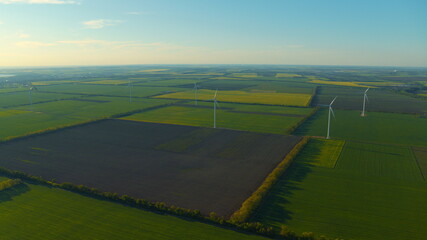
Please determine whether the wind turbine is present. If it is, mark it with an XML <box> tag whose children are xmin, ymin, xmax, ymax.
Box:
<box><xmin>28</xmin><ymin>85</ymin><xmax>37</xmax><ymax>111</ymax></box>
<box><xmin>319</xmin><ymin>97</ymin><xmax>337</xmax><ymax>139</ymax></box>
<box><xmin>209</xmin><ymin>89</ymin><xmax>219</xmax><ymax>128</ymax></box>
<box><xmin>193</xmin><ymin>83</ymin><xmax>199</xmax><ymax>106</ymax></box>
<box><xmin>361</xmin><ymin>88</ymin><xmax>369</xmax><ymax>117</ymax></box>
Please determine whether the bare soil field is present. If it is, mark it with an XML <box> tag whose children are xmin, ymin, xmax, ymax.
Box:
<box><xmin>0</xmin><ymin>119</ymin><xmax>301</xmax><ymax>216</ymax></box>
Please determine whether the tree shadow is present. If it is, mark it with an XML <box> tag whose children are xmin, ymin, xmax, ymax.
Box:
<box><xmin>250</xmin><ymin>139</ymin><xmax>322</xmax><ymax>224</ymax></box>
<box><xmin>0</xmin><ymin>183</ymin><xmax>30</xmax><ymax>203</ymax></box>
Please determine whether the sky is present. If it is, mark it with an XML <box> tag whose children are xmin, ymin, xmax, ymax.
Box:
<box><xmin>0</xmin><ymin>0</ymin><xmax>426</xmax><ymax>67</ymax></box>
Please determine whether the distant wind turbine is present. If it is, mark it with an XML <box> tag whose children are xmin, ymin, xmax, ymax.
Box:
<box><xmin>193</xmin><ymin>83</ymin><xmax>199</xmax><ymax>106</ymax></box>
<box><xmin>319</xmin><ymin>97</ymin><xmax>337</xmax><ymax>139</ymax></box>
<box><xmin>209</xmin><ymin>89</ymin><xmax>219</xmax><ymax>128</ymax></box>
<box><xmin>28</xmin><ymin>85</ymin><xmax>37</xmax><ymax>111</ymax></box>
<box><xmin>361</xmin><ymin>88</ymin><xmax>369</xmax><ymax>117</ymax></box>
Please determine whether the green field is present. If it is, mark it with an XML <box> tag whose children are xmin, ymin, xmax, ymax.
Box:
<box><xmin>0</xmin><ymin>97</ymin><xmax>174</xmax><ymax>139</ymax></box>
<box><xmin>295</xmin><ymin>109</ymin><xmax>427</xmax><ymax>146</ymax></box>
<box><xmin>413</xmin><ymin>146</ymin><xmax>427</xmax><ymax>180</ymax></box>
<box><xmin>121</xmin><ymin>104</ymin><xmax>307</xmax><ymax>134</ymax></box>
<box><xmin>155</xmin><ymin>89</ymin><xmax>312</xmax><ymax>106</ymax></box>
<box><xmin>38</xmin><ymin>84</ymin><xmax>186</xmax><ymax>97</ymax></box>
<box><xmin>0</xmin><ymin>91</ymin><xmax>80</xmax><ymax>108</ymax></box>
<box><xmin>299</xmin><ymin>138</ymin><xmax>345</xmax><ymax>168</ymax></box>
<box><xmin>0</xmin><ymin>180</ymin><xmax>267</xmax><ymax>240</ymax></box>
<box><xmin>253</xmin><ymin>140</ymin><xmax>427</xmax><ymax>240</ymax></box>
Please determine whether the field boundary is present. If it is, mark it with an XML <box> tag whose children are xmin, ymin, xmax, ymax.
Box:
<box><xmin>410</xmin><ymin>146</ymin><xmax>426</xmax><ymax>181</ymax></box>
<box><xmin>0</xmin><ymin>166</ymin><xmax>338</xmax><ymax>240</ymax></box>
<box><xmin>229</xmin><ymin>137</ymin><xmax>310</xmax><ymax>223</ymax></box>
<box><xmin>287</xmin><ymin>108</ymin><xmax>318</xmax><ymax>135</ymax></box>
<box><xmin>332</xmin><ymin>140</ymin><xmax>347</xmax><ymax>169</ymax></box>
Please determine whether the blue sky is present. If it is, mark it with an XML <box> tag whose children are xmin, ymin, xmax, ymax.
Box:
<box><xmin>0</xmin><ymin>0</ymin><xmax>426</xmax><ymax>66</ymax></box>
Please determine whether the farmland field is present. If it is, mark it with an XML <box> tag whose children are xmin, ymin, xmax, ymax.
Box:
<box><xmin>295</xmin><ymin>109</ymin><xmax>427</xmax><ymax>146</ymax></box>
<box><xmin>413</xmin><ymin>147</ymin><xmax>427</xmax><ymax>180</ymax></box>
<box><xmin>312</xmin><ymin>86</ymin><xmax>427</xmax><ymax>114</ymax></box>
<box><xmin>0</xmin><ymin>97</ymin><xmax>173</xmax><ymax>140</ymax></box>
<box><xmin>0</xmin><ymin>91</ymin><xmax>81</xmax><ymax>108</ymax></box>
<box><xmin>0</xmin><ymin>179</ymin><xmax>267</xmax><ymax>240</ymax></box>
<box><xmin>38</xmin><ymin>84</ymin><xmax>186</xmax><ymax>97</ymax></box>
<box><xmin>155</xmin><ymin>89</ymin><xmax>312</xmax><ymax>106</ymax></box>
<box><xmin>121</xmin><ymin>104</ymin><xmax>311</xmax><ymax>134</ymax></box>
<box><xmin>0</xmin><ymin>119</ymin><xmax>301</xmax><ymax>216</ymax></box>
<box><xmin>252</xmin><ymin>140</ymin><xmax>427</xmax><ymax>240</ymax></box>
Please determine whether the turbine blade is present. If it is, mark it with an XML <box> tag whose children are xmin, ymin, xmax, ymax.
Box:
<box><xmin>330</xmin><ymin>96</ymin><xmax>337</xmax><ymax>106</ymax></box>
<box><xmin>215</xmin><ymin>100</ymin><xmax>220</xmax><ymax>108</ymax></box>
<box><xmin>214</xmin><ymin>89</ymin><xmax>218</xmax><ymax>99</ymax></box>
<box><xmin>365</xmin><ymin>88</ymin><xmax>370</xmax><ymax>94</ymax></box>
<box><xmin>330</xmin><ymin>107</ymin><xmax>336</xmax><ymax>119</ymax></box>
<box><xmin>365</xmin><ymin>94</ymin><xmax>369</xmax><ymax>103</ymax></box>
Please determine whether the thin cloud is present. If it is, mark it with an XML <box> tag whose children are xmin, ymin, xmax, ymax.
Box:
<box><xmin>0</xmin><ymin>0</ymin><xmax>79</xmax><ymax>4</ymax></box>
<box><xmin>18</xmin><ymin>33</ymin><xmax>30</xmax><ymax>39</ymax></box>
<box><xmin>82</xmin><ymin>19</ymin><xmax>123</xmax><ymax>29</ymax></box>
<box><xmin>15</xmin><ymin>41</ymin><xmax>56</xmax><ymax>48</ymax></box>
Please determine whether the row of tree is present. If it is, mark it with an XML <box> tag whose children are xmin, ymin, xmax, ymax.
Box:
<box><xmin>0</xmin><ymin>178</ymin><xmax>23</xmax><ymax>191</ymax></box>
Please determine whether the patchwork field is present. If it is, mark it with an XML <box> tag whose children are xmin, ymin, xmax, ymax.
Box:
<box><xmin>252</xmin><ymin>140</ymin><xmax>427</xmax><ymax>240</ymax></box>
<box><xmin>295</xmin><ymin>109</ymin><xmax>427</xmax><ymax>146</ymax></box>
<box><xmin>38</xmin><ymin>84</ymin><xmax>186</xmax><ymax>98</ymax></box>
<box><xmin>155</xmin><ymin>89</ymin><xmax>312</xmax><ymax>106</ymax></box>
<box><xmin>312</xmin><ymin>86</ymin><xmax>427</xmax><ymax>114</ymax></box>
<box><xmin>0</xmin><ymin>120</ymin><xmax>301</xmax><ymax>216</ymax></box>
<box><xmin>413</xmin><ymin>146</ymin><xmax>427</xmax><ymax>180</ymax></box>
<box><xmin>0</xmin><ymin>91</ymin><xmax>81</xmax><ymax>108</ymax></box>
<box><xmin>0</xmin><ymin>97</ymin><xmax>173</xmax><ymax>140</ymax></box>
<box><xmin>121</xmin><ymin>103</ymin><xmax>312</xmax><ymax>134</ymax></box>
<box><xmin>0</xmin><ymin>179</ymin><xmax>267</xmax><ymax>240</ymax></box>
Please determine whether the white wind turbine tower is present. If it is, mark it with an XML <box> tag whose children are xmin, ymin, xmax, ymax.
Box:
<box><xmin>193</xmin><ymin>83</ymin><xmax>199</xmax><ymax>106</ymax></box>
<box><xmin>209</xmin><ymin>89</ymin><xmax>219</xmax><ymax>128</ymax></box>
<box><xmin>361</xmin><ymin>88</ymin><xmax>369</xmax><ymax>117</ymax></box>
<box><xmin>28</xmin><ymin>85</ymin><xmax>35</xmax><ymax>111</ymax></box>
<box><xmin>319</xmin><ymin>97</ymin><xmax>337</xmax><ymax>139</ymax></box>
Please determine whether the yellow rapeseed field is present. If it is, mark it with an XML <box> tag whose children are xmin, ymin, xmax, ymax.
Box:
<box><xmin>155</xmin><ymin>89</ymin><xmax>312</xmax><ymax>106</ymax></box>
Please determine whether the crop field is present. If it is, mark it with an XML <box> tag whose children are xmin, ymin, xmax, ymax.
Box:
<box><xmin>155</xmin><ymin>89</ymin><xmax>312</xmax><ymax>106</ymax></box>
<box><xmin>38</xmin><ymin>84</ymin><xmax>186</xmax><ymax>98</ymax></box>
<box><xmin>81</xmin><ymin>79</ymin><xmax>135</xmax><ymax>85</ymax></box>
<box><xmin>252</xmin><ymin>140</ymin><xmax>427</xmax><ymax>240</ymax></box>
<box><xmin>0</xmin><ymin>97</ymin><xmax>173</xmax><ymax>140</ymax></box>
<box><xmin>0</xmin><ymin>91</ymin><xmax>81</xmax><ymax>108</ymax></box>
<box><xmin>312</xmin><ymin>86</ymin><xmax>427</xmax><ymax>114</ymax></box>
<box><xmin>135</xmin><ymin>79</ymin><xmax>208</xmax><ymax>87</ymax></box>
<box><xmin>32</xmin><ymin>81</ymin><xmax>78</xmax><ymax>86</ymax></box>
<box><xmin>232</xmin><ymin>73</ymin><xmax>258</xmax><ymax>78</ymax></box>
<box><xmin>0</xmin><ymin>120</ymin><xmax>301</xmax><ymax>216</ymax></box>
<box><xmin>0</xmin><ymin>180</ymin><xmax>267</xmax><ymax>240</ymax></box>
<box><xmin>243</xmin><ymin>81</ymin><xmax>315</xmax><ymax>94</ymax></box>
<box><xmin>194</xmin><ymin>80</ymin><xmax>259</xmax><ymax>90</ymax></box>
<box><xmin>309</xmin><ymin>80</ymin><xmax>374</xmax><ymax>88</ymax></box>
<box><xmin>298</xmin><ymin>138</ymin><xmax>345</xmax><ymax>168</ymax></box>
<box><xmin>275</xmin><ymin>73</ymin><xmax>302</xmax><ymax>78</ymax></box>
<box><xmin>180</xmin><ymin>101</ymin><xmax>315</xmax><ymax>116</ymax></box>
<box><xmin>295</xmin><ymin>109</ymin><xmax>427</xmax><ymax>146</ymax></box>
<box><xmin>121</xmin><ymin>104</ymin><xmax>310</xmax><ymax>134</ymax></box>
<box><xmin>412</xmin><ymin>147</ymin><xmax>427</xmax><ymax>180</ymax></box>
